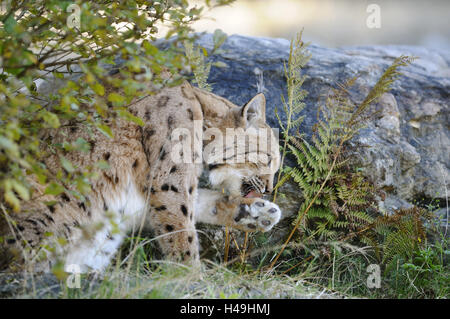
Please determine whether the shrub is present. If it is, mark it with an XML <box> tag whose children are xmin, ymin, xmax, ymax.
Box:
<box><xmin>0</xmin><ymin>0</ymin><xmax>233</xmax><ymax>213</ymax></box>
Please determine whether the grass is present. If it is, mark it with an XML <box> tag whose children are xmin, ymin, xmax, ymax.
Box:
<box><xmin>1</xmin><ymin>196</ymin><xmax>448</xmax><ymax>299</ymax></box>
<box><xmin>0</xmin><ymin>207</ymin><xmax>447</xmax><ymax>299</ymax></box>
<box><xmin>3</xmin><ymin>216</ymin><xmax>447</xmax><ymax>299</ymax></box>
<box><xmin>0</xmin><ymin>245</ymin><xmax>341</xmax><ymax>299</ymax></box>
<box><xmin>272</xmin><ymin>231</ymin><xmax>449</xmax><ymax>299</ymax></box>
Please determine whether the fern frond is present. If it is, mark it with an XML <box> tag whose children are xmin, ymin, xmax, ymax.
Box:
<box><xmin>349</xmin><ymin>55</ymin><xmax>416</xmax><ymax>127</ymax></box>
<box><xmin>273</xmin><ymin>166</ymin><xmax>293</xmax><ymax>191</ymax></box>
<box><xmin>270</xmin><ymin>47</ymin><xmax>416</xmax><ymax>270</ymax></box>
<box><xmin>273</xmin><ymin>31</ymin><xmax>311</xmax><ymax>204</ymax></box>
<box><xmin>184</xmin><ymin>41</ymin><xmax>212</xmax><ymax>91</ymax></box>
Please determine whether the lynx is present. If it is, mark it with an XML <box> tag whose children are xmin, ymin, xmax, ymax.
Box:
<box><xmin>0</xmin><ymin>78</ymin><xmax>281</xmax><ymax>273</ymax></box>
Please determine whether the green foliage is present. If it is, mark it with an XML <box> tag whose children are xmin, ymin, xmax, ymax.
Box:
<box><xmin>184</xmin><ymin>40</ymin><xmax>212</xmax><ymax>91</ymax></box>
<box><xmin>273</xmin><ymin>30</ymin><xmax>311</xmax><ymax>202</ymax></box>
<box><xmin>381</xmin><ymin>237</ymin><xmax>449</xmax><ymax>298</ymax></box>
<box><xmin>269</xmin><ymin>42</ymin><xmax>449</xmax><ymax>297</ymax></box>
<box><xmin>280</xmin><ymin>56</ymin><xmax>415</xmax><ymax>242</ymax></box>
<box><xmin>276</xmin><ymin>235</ymin><xmax>449</xmax><ymax>298</ymax></box>
<box><xmin>184</xmin><ymin>29</ymin><xmax>228</xmax><ymax>91</ymax></box>
<box><xmin>369</xmin><ymin>207</ymin><xmax>434</xmax><ymax>265</ymax></box>
<box><xmin>0</xmin><ymin>0</ymin><xmax>234</xmax><ymax>212</ymax></box>
<box><xmin>276</xmin><ymin>30</ymin><xmax>311</xmax><ymax>134</ymax></box>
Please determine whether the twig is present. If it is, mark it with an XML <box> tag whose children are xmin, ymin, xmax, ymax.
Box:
<box><xmin>224</xmin><ymin>226</ymin><xmax>230</xmax><ymax>263</ymax></box>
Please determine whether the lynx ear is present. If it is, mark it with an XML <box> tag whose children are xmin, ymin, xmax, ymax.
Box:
<box><xmin>241</xmin><ymin>93</ymin><xmax>266</xmax><ymax>125</ymax></box>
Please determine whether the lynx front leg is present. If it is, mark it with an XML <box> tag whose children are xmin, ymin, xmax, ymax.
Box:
<box><xmin>147</xmin><ymin>189</ymin><xmax>200</xmax><ymax>266</ymax></box>
<box><xmin>195</xmin><ymin>189</ymin><xmax>281</xmax><ymax>232</ymax></box>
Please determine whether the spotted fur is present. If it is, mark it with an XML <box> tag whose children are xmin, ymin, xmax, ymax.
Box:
<box><xmin>0</xmin><ymin>78</ymin><xmax>281</xmax><ymax>273</ymax></box>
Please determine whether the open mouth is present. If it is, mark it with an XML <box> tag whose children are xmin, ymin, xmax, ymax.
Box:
<box><xmin>241</xmin><ymin>181</ymin><xmax>263</xmax><ymax>198</ymax></box>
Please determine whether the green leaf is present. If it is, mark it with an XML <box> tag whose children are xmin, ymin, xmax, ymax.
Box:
<box><xmin>95</xmin><ymin>160</ymin><xmax>110</xmax><ymax>170</ymax></box>
<box><xmin>91</xmin><ymin>82</ymin><xmax>105</xmax><ymax>96</ymax></box>
<box><xmin>116</xmin><ymin>109</ymin><xmax>144</xmax><ymax>126</ymax></box>
<box><xmin>96</xmin><ymin>123</ymin><xmax>114</xmax><ymax>138</ymax></box>
<box><xmin>201</xmin><ymin>47</ymin><xmax>208</xmax><ymax>57</ymax></box>
<box><xmin>76</xmin><ymin>178</ymin><xmax>91</xmax><ymax>194</ymax></box>
<box><xmin>41</xmin><ymin>111</ymin><xmax>61</xmax><ymax>128</ymax></box>
<box><xmin>4</xmin><ymin>190</ymin><xmax>20</xmax><ymax>212</ymax></box>
<box><xmin>74</xmin><ymin>137</ymin><xmax>91</xmax><ymax>153</ymax></box>
<box><xmin>57</xmin><ymin>237</ymin><xmax>68</xmax><ymax>246</ymax></box>
<box><xmin>107</xmin><ymin>92</ymin><xmax>125</xmax><ymax>106</ymax></box>
<box><xmin>44</xmin><ymin>201</ymin><xmax>58</xmax><ymax>207</ymax></box>
<box><xmin>4</xmin><ymin>15</ymin><xmax>17</xmax><ymax>34</ymax></box>
<box><xmin>0</xmin><ymin>136</ymin><xmax>19</xmax><ymax>157</ymax></box>
<box><xmin>11</xmin><ymin>180</ymin><xmax>30</xmax><ymax>201</ymax></box>
<box><xmin>212</xmin><ymin>29</ymin><xmax>227</xmax><ymax>51</ymax></box>
<box><xmin>44</xmin><ymin>182</ymin><xmax>65</xmax><ymax>196</ymax></box>
<box><xmin>52</xmin><ymin>262</ymin><xmax>68</xmax><ymax>281</ymax></box>
<box><xmin>212</xmin><ymin>61</ymin><xmax>228</xmax><ymax>68</ymax></box>
<box><xmin>142</xmin><ymin>40</ymin><xmax>158</xmax><ymax>55</ymax></box>
<box><xmin>60</xmin><ymin>156</ymin><xmax>75</xmax><ymax>173</ymax></box>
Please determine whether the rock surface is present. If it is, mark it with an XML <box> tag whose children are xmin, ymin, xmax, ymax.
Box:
<box><xmin>194</xmin><ymin>34</ymin><xmax>449</xmax><ymax>215</ymax></box>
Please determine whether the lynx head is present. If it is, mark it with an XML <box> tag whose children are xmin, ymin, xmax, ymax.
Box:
<box><xmin>204</xmin><ymin>93</ymin><xmax>280</xmax><ymax>198</ymax></box>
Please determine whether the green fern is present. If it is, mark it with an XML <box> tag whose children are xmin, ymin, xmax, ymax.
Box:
<box><xmin>368</xmin><ymin>207</ymin><xmax>433</xmax><ymax>266</ymax></box>
<box><xmin>273</xmin><ymin>30</ymin><xmax>311</xmax><ymax>202</ymax></box>
<box><xmin>184</xmin><ymin>40</ymin><xmax>212</xmax><ymax>91</ymax></box>
<box><xmin>286</xmin><ymin>56</ymin><xmax>415</xmax><ymax>241</ymax></box>
<box><xmin>184</xmin><ymin>29</ymin><xmax>228</xmax><ymax>92</ymax></box>
<box><xmin>265</xmin><ymin>37</ymin><xmax>416</xmax><ymax>270</ymax></box>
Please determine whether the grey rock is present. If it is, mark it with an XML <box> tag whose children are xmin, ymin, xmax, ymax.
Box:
<box><xmin>435</xmin><ymin>207</ymin><xmax>449</xmax><ymax>220</ymax></box>
<box><xmin>0</xmin><ymin>273</ymin><xmax>62</xmax><ymax>298</ymax></box>
<box><xmin>194</xmin><ymin>34</ymin><xmax>449</xmax><ymax>209</ymax></box>
<box><xmin>378</xmin><ymin>195</ymin><xmax>414</xmax><ymax>213</ymax></box>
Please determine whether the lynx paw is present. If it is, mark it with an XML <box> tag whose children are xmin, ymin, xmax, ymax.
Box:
<box><xmin>234</xmin><ymin>199</ymin><xmax>281</xmax><ymax>232</ymax></box>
